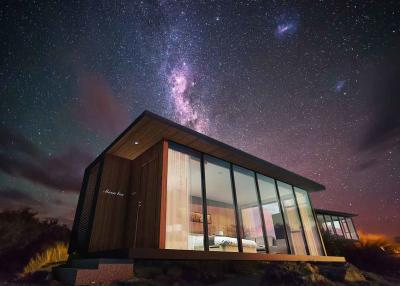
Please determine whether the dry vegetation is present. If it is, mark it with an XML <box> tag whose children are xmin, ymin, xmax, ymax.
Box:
<box><xmin>0</xmin><ymin>208</ymin><xmax>70</xmax><ymax>281</ymax></box>
<box><xmin>21</xmin><ymin>242</ymin><xmax>68</xmax><ymax>276</ymax></box>
<box><xmin>324</xmin><ymin>230</ymin><xmax>400</xmax><ymax>279</ymax></box>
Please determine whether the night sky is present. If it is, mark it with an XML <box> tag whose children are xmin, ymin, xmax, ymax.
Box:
<box><xmin>1</xmin><ymin>1</ymin><xmax>399</xmax><ymax>237</ymax></box>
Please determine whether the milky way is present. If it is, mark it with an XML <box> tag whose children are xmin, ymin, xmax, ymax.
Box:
<box><xmin>167</xmin><ymin>62</ymin><xmax>208</xmax><ymax>133</ymax></box>
<box><xmin>0</xmin><ymin>1</ymin><xmax>399</xmax><ymax>236</ymax></box>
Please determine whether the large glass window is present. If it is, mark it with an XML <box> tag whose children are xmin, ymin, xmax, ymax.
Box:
<box><xmin>164</xmin><ymin>143</ymin><xmax>327</xmax><ymax>256</ymax></box>
<box><xmin>294</xmin><ymin>188</ymin><xmax>324</xmax><ymax>256</ymax></box>
<box><xmin>332</xmin><ymin>216</ymin><xmax>344</xmax><ymax>237</ymax></box>
<box><xmin>317</xmin><ymin>214</ymin><xmax>327</xmax><ymax>233</ymax></box>
<box><xmin>340</xmin><ymin>217</ymin><xmax>351</xmax><ymax>239</ymax></box>
<box><xmin>277</xmin><ymin>181</ymin><xmax>307</xmax><ymax>255</ymax></box>
<box><xmin>346</xmin><ymin>218</ymin><xmax>358</xmax><ymax>240</ymax></box>
<box><xmin>324</xmin><ymin>215</ymin><xmax>335</xmax><ymax>235</ymax></box>
<box><xmin>233</xmin><ymin>166</ymin><xmax>264</xmax><ymax>253</ymax></box>
<box><xmin>257</xmin><ymin>174</ymin><xmax>289</xmax><ymax>254</ymax></box>
<box><xmin>204</xmin><ymin>156</ymin><xmax>238</xmax><ymax>252</ymax></box>
<box><xmin>165</xmin><ymin>145</ymin><xmax>204</xmax><ymax>250</ymax></box>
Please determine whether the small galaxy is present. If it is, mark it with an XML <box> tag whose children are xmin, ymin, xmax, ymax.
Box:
<box><xmin>0</xmin><ymin>1</ymin><xmax>399</xmax><ymax>237</ymax></box>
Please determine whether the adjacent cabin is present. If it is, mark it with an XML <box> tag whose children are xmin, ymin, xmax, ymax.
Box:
<box><xmin>315</xmin><ymin>209</ymin><xmax>359</xmax><ymax>240</ymax></box>
<box><xmin>69</xmin><ymin>111</ymin><xmax>346</xmax><ymax>262</ymax></box>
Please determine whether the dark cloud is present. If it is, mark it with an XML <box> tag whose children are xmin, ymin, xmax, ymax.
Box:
<box><xmin>0</xmin><ymin>187</ymin><xmax>42</xmax><ymax>211</ymax></box>
<box><xmin>0</xmin><ymin>187</ymin><xmax>37</xmax><ymax>202</ymax></box>
<box><xmin>361</xmin><ymin>53</ymin><xmax>400</xmax><ymax>151</ymax></box>
<box><xmin>0</xmin><ymin>129</ymin><xmax>94</xmax><ymax>193</ymax></box>
<box><xmin>74</xmin><ymin>72</ymin><xmax>130</xmax><ymax>137</ymax></box>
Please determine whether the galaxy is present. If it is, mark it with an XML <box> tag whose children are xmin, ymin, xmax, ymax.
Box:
<box><xmin>335</xmin><ymin>80</ymin><xmax>347</xmax><ymax>93</ymax></box>
<box><xmin>0</xmin><ymin>1</ymin><xmax>399</xmax><ymax>237</ymax></box>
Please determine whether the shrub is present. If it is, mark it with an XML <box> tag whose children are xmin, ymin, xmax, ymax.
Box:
<box><xmin>323</xmin><ymin>231</ymin><xmax>400</xmax><ymax>278</ymax></box>
<box><xmin>21</xmin><ymin>242</ymin><xmax>68</xmax><ymax>276</ymax></box>
<box><xmin>0</xmin><ymin>208</ymin><xmax>70</xmax><ymax>278</ymax></box>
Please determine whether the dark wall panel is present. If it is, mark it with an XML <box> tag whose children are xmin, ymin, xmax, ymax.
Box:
<box><xmin>77</xmin><ymin>162</ymin><xmax>99</xmax><ymax>251</ymax></box>
<box><xmin>88</xmin><ymin>155</ymin><xmax>131</xmax><ymax>252</ymax></box>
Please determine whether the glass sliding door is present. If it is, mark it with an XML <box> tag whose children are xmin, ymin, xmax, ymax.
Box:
<box><xmin>294</xmin><ymin>188</ymin><xmax>324</xmax><ymax>256</ymax></box>
<box><xmin>277</xmin><ymin>181</ymin><xmax>308</xmax><ymax>255</ymax></box>
<box><xmin>204</xmin><ymin>156</ymin><xmax>239</xmax><ymax>252</ymax></box>
<box><xmin>257</xmin><ymin>174</ymin><xmax>289</xmax><ymax>254</ymax></box>
<box><xmin>233</xmin><ymin>166</ymin><xmax>264</xmax><ymax>253</ymax></box>
<box><xmin>165</xmin><ymin>144</ymin><xmax>204</xmax><ymax>250</ymax></box>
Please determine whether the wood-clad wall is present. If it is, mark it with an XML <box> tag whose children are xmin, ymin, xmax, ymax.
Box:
<box><xmin>88</xmin><ymin>154</ymin><xmax>131</xmax><ymax>252</ymax></box>
<box><xmin>86</xmin><ymin>140</ymin><xmax>166</xmax><ymax>252</ymax></box>
<box><xmin>125</xmin><ymin>140</ymin><xmax>165</xmax><ymax>249</ymax></box>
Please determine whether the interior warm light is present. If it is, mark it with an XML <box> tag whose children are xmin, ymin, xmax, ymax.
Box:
<box><xmin>134</xmin><ymin>141</ymin><xmax>139</xmax><ymax>145</ymax></box>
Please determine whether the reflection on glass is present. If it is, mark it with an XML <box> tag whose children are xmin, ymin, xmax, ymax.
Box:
<box><xmin>317</xmin><ymin>214</ymin><xmax>327</xmax><ymax>233</ymax></box>
<box><xmin>346</xmin><ymin>218</ymin><xmax>358</xmax><ymax>240</ymax></box>
<box><xmin>332</xmin><ymin>216</ymin><xmax>343</xmax><ymax>237</ymax></box>
<box><xmin>324</xmin><ymin>215</ymin><xmax>335</xmax><ymax>235</ymax></box>
<box><xmin>233</xmin><ymin>166</ymin><xmax>264</xmax><ymax>253</ymax></box>
<box><xmin>166</xmin><ymin>145</ymin><xmax>204</xmax><ymax>250</ymax></box>
<box><xmin>294</xmin><ymin>187</ymin><xmax>324</xmax><ymax>256</ymax></box>
<box><xmin>204</xmin><ymin>156</ymin><xmax>238</xmax><ymax>252</ymax></box>
<box><xmin>340</xmin><ymin>217</ymin><xmax>351</xmax><ymax>239</ymax></box>
<box><xmin>277</xmin><ymin>181</ymin><xmax>307</xmax><ymax>255</ymax></box>
<box><xmin>257</xmin><ymin>175</ymin><xmax>289</xmax><ymax>254</ymax></box>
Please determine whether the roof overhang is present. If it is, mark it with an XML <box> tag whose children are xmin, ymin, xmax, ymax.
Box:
<box><xmin>89</xmin><ymin>110</ymin><xmax>325</xmax><ymax>192</ymax></box>
<box><xmin>315</xmin><ymin>208</ymin><xmax>357</xmax><ymax>217</ymax></box>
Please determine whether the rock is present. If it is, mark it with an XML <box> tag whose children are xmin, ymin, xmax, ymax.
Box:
<box><xmin>343</xmin><ymin>263</ymin><xmax>366</xmax><ymax>282</ymax></box>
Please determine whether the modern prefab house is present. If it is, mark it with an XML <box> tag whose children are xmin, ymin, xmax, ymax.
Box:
<box><xmin>315</xmin><ymin>209</ymin><xmax>359</xmax><ymax>240</ymax></box>
<box><xmin>68</xmin><ymin>111</ymin><xmax>345</xmax><ymax>263</ymax></box>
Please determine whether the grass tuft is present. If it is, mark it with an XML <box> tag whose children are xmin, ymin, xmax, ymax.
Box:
<box><xmin>21</xmin><ymin>242</ymin><xmax>68</xmax><ymax>276</ymax></box>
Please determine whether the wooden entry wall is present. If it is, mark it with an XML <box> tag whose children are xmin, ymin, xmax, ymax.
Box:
<box><xmin>125</xmin><ymin>140</ymin><xmax>166</xmax><ymax>249</ymax></box>
<box><xmin>86</xmin><ymin>140</ymin><xmax>167</xmax><ymax>253</ymax></box>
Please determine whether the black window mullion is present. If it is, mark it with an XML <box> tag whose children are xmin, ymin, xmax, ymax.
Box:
<box><xmin>291</xmin><ymin>186</ymin><xmax>310</xmax><ymax>255</ymax></box>
<box><xmin>254</xmin><ymin>173</ymin><xmax>269</xmax><ymax>253</ymax></box>
<box><xmin>229</xmin><ymin>163</ymin><xmax>243</xmax><ymax>252</ymax></box>
<box><xmin>274</xmin><ymin>180</ymin><xmax>292</xmax><ymax>254</ymax></box>
<box><xmin>200</xmin><ymin>153</ymin><xmax>209</xmax><ymax>251</ymax></box>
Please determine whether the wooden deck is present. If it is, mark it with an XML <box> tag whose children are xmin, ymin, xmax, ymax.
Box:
<box><xmin>87</xmin><ymin>248</ymin><xmax>346</xmax><ymax>263</ymax></box>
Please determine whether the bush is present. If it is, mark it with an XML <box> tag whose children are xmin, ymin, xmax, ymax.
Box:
<box><xmin>0</xmin><ymin>208</ymin><xmax>70</xmax><ymax>279</ymax></box>
<box><xmin>323</xmin><ymin>231</ymin><xmax>400</xmax><ymax>278</ymax></box>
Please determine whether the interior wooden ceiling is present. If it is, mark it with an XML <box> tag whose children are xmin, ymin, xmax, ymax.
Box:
<box><xmin>104</xmin><ymin>111</ymin><xmax>325</xmax><ymax>192</ymax></box>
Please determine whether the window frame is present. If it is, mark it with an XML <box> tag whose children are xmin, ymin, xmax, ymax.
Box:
<box><xmin>165</xmin><ymin>141</ymin><xmax>325</xmax><ymax>256</ymax></box>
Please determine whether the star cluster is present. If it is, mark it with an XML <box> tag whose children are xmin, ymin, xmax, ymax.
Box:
<box><xmin>0</xmin><ymin>1</ymin><xmax>399</xmax><ymax>236</ymax></box>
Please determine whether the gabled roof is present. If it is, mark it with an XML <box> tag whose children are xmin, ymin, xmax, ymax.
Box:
<box><xmin>315</xmin><ymin>208</ymin><xmax>357</xmax><ymax>217</ymax></box>
<box><xmin>88</xmin><ymin>110</ymin><xmax>325</xmax><ymax>192</ymax></box>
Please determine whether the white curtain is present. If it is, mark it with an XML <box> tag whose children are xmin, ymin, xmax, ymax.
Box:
<box><xmin>165</xmin><ymin>148</ymin><xmax>191</xmax><ymax>249</ymax></box>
